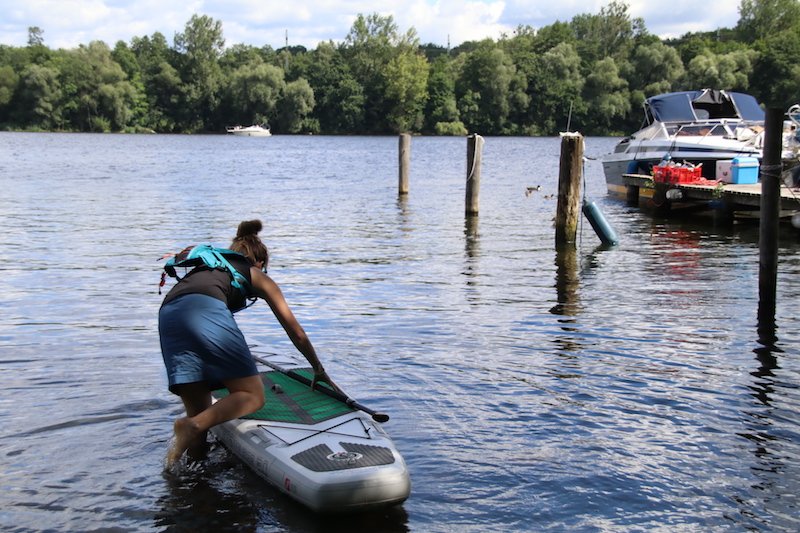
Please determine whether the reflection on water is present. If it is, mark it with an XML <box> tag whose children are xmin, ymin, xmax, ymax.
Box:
<box><xmin>0</xmin><ymin>132</ymin><xmax>799</xmax><ymax>532</ymax></box>
<box><xmin>156</xmin><ymin>448</ymin><xmax>409</xmax><ymax>532</ymax></box>
<box><xmin>741</xmin><ymin>316</ymin><xmax>796</xmax><ymax>531</ymax></box>
<box><xmin>156</xmin><ymin>452</ymin><xmax>263</xmax><ymax>531</ymax></box>
<box><xmin>552</xmin><ymin>245</ymin><xmax>580</xmax><ymax>316</ymax></box>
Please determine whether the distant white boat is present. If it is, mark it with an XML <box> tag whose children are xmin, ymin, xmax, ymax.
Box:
<box><xmin>226</xmin><ymin>123</ymin><xmax>271</xmax><ymax>137</ymax></box>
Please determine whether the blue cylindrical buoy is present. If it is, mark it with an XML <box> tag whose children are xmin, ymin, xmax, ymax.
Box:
<box><xmin>582</xmin><ymin>200</ymin><xmax>619</xmax><ymax>246</ymax></box>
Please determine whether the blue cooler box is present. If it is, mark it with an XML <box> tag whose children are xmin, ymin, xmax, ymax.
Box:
<box><xmin>731</xmin><ymin>157</ymin><xmax>759</xmax><ymax>184</ymax></box>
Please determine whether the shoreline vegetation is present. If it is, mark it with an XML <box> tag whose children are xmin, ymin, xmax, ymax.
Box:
<box><xmin>1</xmin><ymin>0</ymin><xmax>799</xmax><ymax>136</ymax></box>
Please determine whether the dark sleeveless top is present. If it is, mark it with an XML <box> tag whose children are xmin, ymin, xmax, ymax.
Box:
<box><xmin>161</xmin><ymin>254</ymin><xmax>254</xmax><ymax>312</ymax></box>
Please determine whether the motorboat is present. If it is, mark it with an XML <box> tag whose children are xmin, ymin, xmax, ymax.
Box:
<box><xmin>601</xmin><ymin>89</ymin><xmax>770</xmax><ymax>196</ymax></box>
<box><xmin>226</xmin><ymin>123</ymin><xmax>272</xmax><ymax>137</ymax></box>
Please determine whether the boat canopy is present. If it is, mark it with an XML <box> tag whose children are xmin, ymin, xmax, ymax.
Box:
<box><xmin>645</xmin><ymin>90</ymin><xmax>765</xmax><ymax>123</ymax></box>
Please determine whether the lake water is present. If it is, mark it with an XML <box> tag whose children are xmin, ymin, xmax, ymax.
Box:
<box><xmin>1</xmin><ymin>132</ymin><xmax>799</xmax><ymax>532</ymax></box>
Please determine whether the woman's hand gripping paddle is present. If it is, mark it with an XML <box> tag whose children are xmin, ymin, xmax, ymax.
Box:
<box><xmin>253</xmin><ymin>355</ymin><xmax>390</xmax><ymax>423</ymax></box>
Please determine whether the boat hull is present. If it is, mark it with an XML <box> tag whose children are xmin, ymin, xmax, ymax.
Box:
<box><xmin>229</xmin><ymin>130</ymin><xmax>271</xmax><ymax>137</ymax></box>
<box><xmin>226</xmin><ymin>124</ymin><xmax>271</xmax><ymax>137</ymax></box>
<box><xmin>602</xmin><ymin>140</ymin><xmax>763</xmax><ymax>196</ymax></box>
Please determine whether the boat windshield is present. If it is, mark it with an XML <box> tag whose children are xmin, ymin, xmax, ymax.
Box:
<box><xmin>673</xmin><ymin>124</ymin><xmax>731</xmax><ymax>136</ymax></box>
<box><xmin>646</xmin><ymin>90</ymin><xmax>765</xmax><ymax>123</ymax></box>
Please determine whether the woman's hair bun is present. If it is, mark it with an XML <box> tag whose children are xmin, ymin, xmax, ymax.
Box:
<box><xmin>230</xmin><ymin>219</ymin><xmax>268</xmax><ymax>264</ymax></box>
<box><xmin>236</xmin><ymin>219</ymin><xmax>263</xmax><ymax>239</ymax></box>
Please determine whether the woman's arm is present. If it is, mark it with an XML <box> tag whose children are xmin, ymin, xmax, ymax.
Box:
<box><xmin>249</xmin><ymin>267</ymin><xmax>340</xmax><ymax>391</ymax></box>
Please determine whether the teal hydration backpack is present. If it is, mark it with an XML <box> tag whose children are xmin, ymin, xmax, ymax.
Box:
<box><xmin>159</xmin><ymin>244</ymin><xmax>255</xmax><ymax>307</ymax></box>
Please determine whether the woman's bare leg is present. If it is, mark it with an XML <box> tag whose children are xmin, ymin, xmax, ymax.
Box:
<box><xmin>174</xmin><ymin>382</ymin><xmax>213</xmax><ymax>460</ymax></box>
<box><xmin>168</xmin><ymin>375</ymin><xmax>265</xmax><ymax>465</ymax></box>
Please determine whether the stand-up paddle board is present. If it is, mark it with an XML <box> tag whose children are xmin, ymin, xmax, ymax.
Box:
<box><xmin>210</xmin><ymin>351</ymin><xmax>411</xmax><ymax>513</ymax></box>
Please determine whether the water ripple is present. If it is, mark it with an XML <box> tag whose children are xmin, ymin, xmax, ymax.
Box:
<box><xmin>0</xmin><ymin>133</ymin><xmax>798</xmax><ymax>532</ymax></box>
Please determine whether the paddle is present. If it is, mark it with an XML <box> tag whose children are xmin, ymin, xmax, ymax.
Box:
<box><xmin>253</xmin><ymin>355</ymin><xmax>390</xmax><ymax>423</ymax></box>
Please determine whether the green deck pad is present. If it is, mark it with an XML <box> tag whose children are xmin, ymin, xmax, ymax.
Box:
<box><xmin>213</xmin><ymin>370</ymin><xmax>354</xmax><ymax>424</ymax></box>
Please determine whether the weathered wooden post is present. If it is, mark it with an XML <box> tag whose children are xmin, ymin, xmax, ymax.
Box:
<box><xmin>466</xmin><ymin>134</ymin><xmax>484</xmax><ymax>215</ymax></box>
<box><xmin>398</xmin><ymin>133</ymin><xmax>410</xmax><ymax>195</ymax></box>
<box><xmin>758</xmin><ymin>108</ymin><xmax>783</xmax><ymax>326</ymax></box>
<box><xmin>626</xmin><ymin>184</ymin><xmax>640</xmax><ymax>206</ymax></box>
<box><xmin>555</xmin><ymin>132</ymin><xmax>583</xmax><ymax>246</ymax></box>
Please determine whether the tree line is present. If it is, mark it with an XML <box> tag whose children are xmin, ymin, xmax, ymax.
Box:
<box><xmin>1</xmin><ymin>0</ymin><xmax>798</xmax><ymax>136</ymax></box>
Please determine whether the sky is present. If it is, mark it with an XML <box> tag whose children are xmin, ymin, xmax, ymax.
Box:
<box><xmin>0</xmin><ymin>0</ymin><xmax>742</xmax><ymax>51</ymax></box>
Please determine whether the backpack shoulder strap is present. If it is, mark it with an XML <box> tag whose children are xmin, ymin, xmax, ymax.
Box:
<box><xmin>207</xmin><ymin>248</ymin><xmax>252</xmax><ymax>294</ymax></box>
<box><xmin>160</xmin><ymin>244</ymin><xmax>254</xmax><ymax>300</ymax></box>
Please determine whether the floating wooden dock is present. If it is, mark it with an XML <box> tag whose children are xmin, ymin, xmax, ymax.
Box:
<box><xmin>621</xmin><ymin>173</ymin><xmax>800</xmax><ymax>219</ymax></box>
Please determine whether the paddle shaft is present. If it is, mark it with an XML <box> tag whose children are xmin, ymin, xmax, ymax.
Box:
<box><xmin>253</xmin><ymin>356</ymin><xmax>390</xmax><ymax>423</ymax></box>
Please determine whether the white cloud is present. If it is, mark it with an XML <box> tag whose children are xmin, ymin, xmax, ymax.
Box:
<box><xmin>0</xmin><ymin>0</ymin><xmax>742</xmax><ymax>51</ymax></box>
<box><xmin>0</xmin><ymin>0</ymin><xmax>200</xmax><ymax>48</ymax></box>
<box><xmin>390</xmin><ymin>0</ymin><xmax>508</xmax><ymax>46</ymax></box>
<box><xmin>628</xmin><ymin>0</ymin><xmax>740</xmax><ymax>39</ymax></box>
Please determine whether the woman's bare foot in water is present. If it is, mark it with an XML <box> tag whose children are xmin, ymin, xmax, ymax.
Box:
<box><xmin>167</xmin><ymin>417</ymin><xmax>202</xmax><ymax>466</ymax></box>
<box><xmin>186</xmin><ymin>431</ymin><xmax>210</xmax><ymax>461</ymax></box>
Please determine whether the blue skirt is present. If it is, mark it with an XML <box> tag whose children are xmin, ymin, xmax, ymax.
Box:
<box><xmin>159</xmin><ymin>293</ymin><xmax>258</xmax><ymax>394</ymax></box>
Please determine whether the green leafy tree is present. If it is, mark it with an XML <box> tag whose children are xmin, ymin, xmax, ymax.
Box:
<box><xmin>277</xmin><ymin>78</ymin><xmax>315</xmax><ymax>133</ymax></box>
<box><xmin>55</xmin><ymin>41</ymin><xmax>137</xmax><ymax>131</ymax></box>
<box><xmin>173</xmin><ymin>14</ymin><xmax>225</xmax><ymax>131</ymax></box>
<box><xmin>503</xmin><ymin>23</ymin><xmax>581</xmax><ymax>134</ymax></box>
<box><xmin>528</xmin><ymin>42</ymin><xmax>584</xmax><ymax>134</ymax></box>
<box><xmin>341</xmin><ymin>13</ymin><xmax>396</xmax><ymax>132</ymax></box>
<box><xmin>17</xmin><ymin>64</ymin><xmax>61</xmax><ymax>128</ymax></box>
<box><xmin>737</xmin><ymin>0</ymin><xmax>800</xmax><ymax>107</ymax></box>
<box><xmin>457</xmin><ymin>89</ymin><xmax>480</xmax><ymax>134</ymax></box>
<box><xmin>220</xmin><ymin>43</ymin><xmax>278</xmax><ymax>100</ymax></box>
<box><xmin>571</xmin><ymin>0</ymin><xmax>643</xmax><ymax>65</ymax></box>
<box><xmin>627</xmin><ymin>40</ymin><xmax>684</xmax><ymax>97</ymax></box>
<box><xmin>225</xmin><ymin>60</ymin><xmax>285</xmax><ymax>126</ymax></box>
<box><xmin>278</xmin><ymin>45</ymin><xmax>313</xmax><ymax>81</ymax></box>
<box><xmin>341</xmin><ymin>13</ymin><xmax>423</xmax><ymax>132</ymax></box>
<box><xmin>750</xmin><ymin>29</ymin><xmax>800</xmax><ymax>107</ymax></box>
<box><xmin>500</xmin><ymin>26</ymin><xmax>539</xmax><ymax>133</ymax></box>
<box><xmin>0</xmin><ymin>44</ymin><xmax>30</xmax><ymax>71</ymax></box>
<box><xmin>305</xmin><ymin>41</ymin><xmax>364</xmax><ymax>133</ymax></box>
<box><xmin>220</xmin><ymin>44</ymin><xmax>271</xmax><ymax>72</ymax></box>
<box><xmin>27</xmin><ymin>27</ymin><xmax>44</xmax><ymax>47</ymax></box>
<box><xmin>455</xmin><ymin>40</ymin><xmax>527</xmax><ymax>134</ymax></box>
<box><xmin>532</xmin><ymin>22</ymin><xmax>577</xmax><ymax>54</ymax></box>
<box><xmin>684</xmin><ymin>49</ymin><xmax>755</xmax><ymax>92</ymax></box>
<box><xmin>0</xmin><ymin>65</ymin><xmax>19</xmax><ymax>109</ymax></box>
<box><xmin>502</xmin><ymin>26</ymin><xmax>537</xmax><ymax>82</ymax></box>
<box><xmin>450</xmin><ymin>40</ymin><xmax>482</xmax><ymax>56</ymax></box>
<box><xmin>580</xmin><ymin>56</ymin><xmax>630</xmax><ymax>134</ymax></box>
<box><xmin>7</xmin><ymin>4</ymin><xmax>796</xmax><ymax>135</ymax></box>
<box><xmin>424</xmin><ymin>56</ymin><xmax>461</xmax><ymax>134</ymax></box>
<box><xmin>112</xmin><ymin>41</ymin><xmax>141</xmax><ymax>83</ymax></box>
<box><xmin>26</xmin><ymin>26</ymin><xmax>50</xmax><ymax>64</ymax></box>
<box><xmin>324</xmin><ymin>77</ymin><xmax>365</xmax><ymax>132</ymax></box>
<box><xmin>131</xmin><ymin>32</ymin><xmax>181</xmax><ymax>131</ymax></box>
<box><xmin>667</xmin><ymin>30</ymin><xmax>747</xmax><ymax>67</ymax></box>
<box><xmin>384</xmin><ymin>47</ymin><xmax>429</xmax><ymax>132</ymax></box>
<box><xmin>419</xmin><ymin>43</ymin><xmax>449</xmax><ymax>62</ymax></box>
<box><xmin>738</xmin><ymin>0</ymin><xmax>800</xmax><ymax>41</ymax></box>
<box><xmin>112</xmin><ymin>40</ymin><xmax>148</xmax><ymax>129</ymax></box>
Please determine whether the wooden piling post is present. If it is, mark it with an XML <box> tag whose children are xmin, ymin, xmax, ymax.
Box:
<box><xmin>466</xmin><ymin>134</ymin><xmax>484</xmax><ymax>215</ymax></box>
<box><xmin>398</xmin><ymin>133</ymin><xmax>410</xmax><ymax>195</ymax></box>
<box><xmin>625</xmin><ymin>184</ymin><xmax>640</xmax><ymax>207</ymax></box>
<box><xmin>555</xmin><ymin>133</ymin><xmax>583</xmax><ymax>246</ymax></box>
<box><xmin>758</xmin><ymin>108</ymin><xmax>783</xmax><ymax>325</ymax></box>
